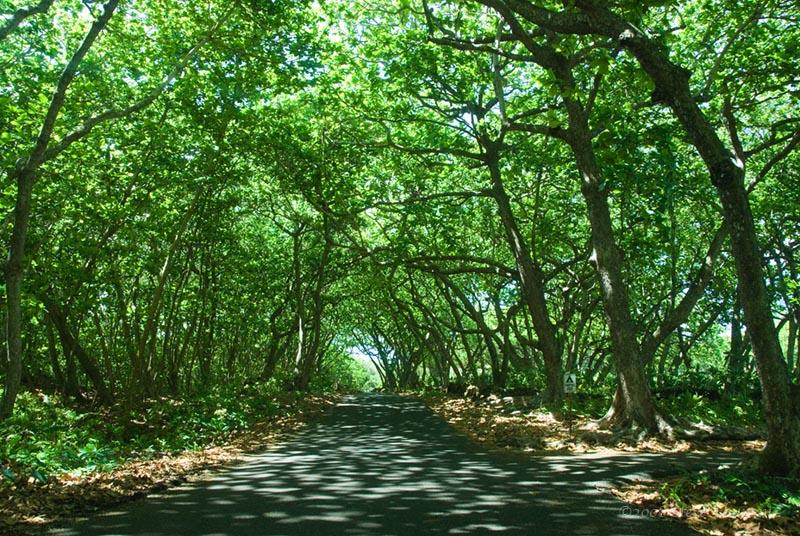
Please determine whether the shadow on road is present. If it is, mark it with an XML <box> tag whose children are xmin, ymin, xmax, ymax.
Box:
<box><xmin>53</xmin><ymin>393</ymin><xmax>738</xmax><ymax>535</ymax></box>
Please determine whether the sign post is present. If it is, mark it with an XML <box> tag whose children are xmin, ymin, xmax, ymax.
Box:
<box><xmin>563</xmin><ymin>373</ymin><xmax>577</xmax><ymax>433</ymax></box>
<box><xmin>563</xmin><ymin>373</ymin><xmax>576</xmax><ymax>394</ymax></box>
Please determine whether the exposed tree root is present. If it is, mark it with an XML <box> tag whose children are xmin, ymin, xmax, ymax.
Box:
<box><xmin>597</xmin><ymin>397</ymin><xmax>675</xmax><ymax>440</ymax></box>
<box><xmin>599</xmin><ymin>411</ymin><xmax>765</xmax><ymax>443</ymax></box>
<box><xmin>599</xmin><ymin>414</ymin><xmax>676</xmax><ymax>443</ymax></box>
<box><xmin>675</xmin><ymin>424</ymin><xmax>764</xmax><ymax>442</ymax></box>
<box><xmin>426</xmin><ymin>394</ymin><xmax>765</xmax><ymax>455</ymax></box>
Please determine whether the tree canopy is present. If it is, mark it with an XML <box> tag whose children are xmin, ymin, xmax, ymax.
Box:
<box><xmin>1</xmin><ymin>0</ymin><xmax>799</xmax><ymax>476</ymax></box>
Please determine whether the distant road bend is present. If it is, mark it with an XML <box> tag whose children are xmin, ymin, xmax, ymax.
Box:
<box><xmin>54</xmin><ymin>394</ymin><xmax>736</xmax><ymax>535</ymax></box>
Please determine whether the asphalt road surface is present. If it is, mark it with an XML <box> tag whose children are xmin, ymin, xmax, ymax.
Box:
<box><xmin>53</xmin><ymin>393</ymin><xmax>739</xmax><ymax>535</ymax></box>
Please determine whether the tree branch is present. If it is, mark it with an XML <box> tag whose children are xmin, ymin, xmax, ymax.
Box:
<box><xmin>0</xmin><ymin>0</ymin><xmax>55</xmax><ymax>41</ymax></box>
<box><xmin>42</xmin><ymin>20</ymin><xmax>221</xmax><ymax>163</ymax></box>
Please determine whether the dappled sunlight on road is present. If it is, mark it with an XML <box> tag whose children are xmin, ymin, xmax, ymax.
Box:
<box><xmin>53</xmin><ymin>394</ymin><xmax>735</xmax><ymax>535</ymax></box>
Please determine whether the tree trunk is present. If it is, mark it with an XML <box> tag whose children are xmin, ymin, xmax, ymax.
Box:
<box><xmin>478</xmin><ymin>7</ymin><xmax>667</xmax><ymax>432</ymax></box>
<box><xmin>294</xmin><ymin>221</ymin><xmax>333</xmax><ymax>391</ymax></box>
<box><xmin>1</xmin><ymin>2</ymin><xmax>121</xmax><ymax>418</ymax></box>
<box><xmin>44</xmin><ymin>297</ymin><xmax>113</xmax><ymax>405</ymax></box>
<box><xmin>45</xmin><ymin>315</ymin><xmax>65</xmax><ymax>392</ymax></box>
<box><xmin>486</xmin><ymin>152</ymin><xmax>563</xmax><ymax>408</ymax></box>
<box><xmin>557</xmin><ymin>66</ymin><xmax>665</xmax><ymax>433</ymax></box>
<box><xmin>0</xmin><ymin>0</ymin><xmax>120</xmax><ymax>420</ymax></box>
<box><xmin>0</xmin><ymin>169</ymin><xmax>34</xmax><ymax>419</ymax></box>
<box><xmin>727</xmin><ymin>293</ymin><xmax>745</xmax><ymax>396</ymax></box>
<box><xmin>557</xmin><ymin>0</ymin><xmax>800</xmax><ymax>476</ymax></box>
<box><xmin>436</xmin><ymin>272</ymin><xmax>504</xmax><ymax>388</ymax></box>
<box><xmin>132</xmin><ymin>195</ymin><xmax>199</xmax><ymax>402</ymax></box>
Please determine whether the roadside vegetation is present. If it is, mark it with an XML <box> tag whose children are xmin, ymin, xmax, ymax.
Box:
<box><xmin>1</xmin><ymin>0</ymin><xmax>798</xmax><ymax>534</ymax></box>
<box><xmin>1</xmin><ymin>354</ymin><xmax>372</xmax><ymax>532</ymax></box>
<box><xmin>613</xmin><ymin>468</ymin><xmax>800</xmax><ymax>535</ymax></box>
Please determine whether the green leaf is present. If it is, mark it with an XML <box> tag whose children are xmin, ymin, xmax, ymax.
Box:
<box><xmin>1</xmin><ymin>467</ymin><xmax>15</xmax><ymax>482</ymax></box>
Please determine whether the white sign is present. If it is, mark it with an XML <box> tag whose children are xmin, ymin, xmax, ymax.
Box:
<box><xmin>564</xmin><ymin>373</ymin><xmax>577</xmax><ymax>394</ymax></box>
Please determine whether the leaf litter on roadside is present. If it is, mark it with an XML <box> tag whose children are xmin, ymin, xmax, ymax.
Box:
<box><xmin>0</xmin><ymin>395</ymin><xmax>338</xmax><ymax>534</ymax></box>
<box><xmin>423</xmin><ymin>394</ymin><xmax>798</xmax><ymax>536</ymax></box>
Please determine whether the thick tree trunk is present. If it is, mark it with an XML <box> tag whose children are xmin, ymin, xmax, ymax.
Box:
<box><xmin>478</xmin><ymin>6</ymin><xmax>667</xmax><ymax>432</ymax></box>
<box><xmin>519</xmin><ymin>0</ymin><xmax>800</xmax><ymax>474</ymax></box>
<box><xmin>719</xmin><ymin>180</ymin><xmax>799</xmax><ymax>474</ymax></box>
<box><xmin>484</xmin><ymin>0</ymin><xmax>800</xmax><ymax>474</ymax></box>
<box><xmin>613</xmin><ymin>19</ymin><xmax>799</xmax><ymax>474</ymax></box>
<box><xmin>0</xmin><ymin>169</ymin><xmax>34</xmax><ymax>419</ymax></box>
<box><xmin>727</xmin><ymin>294</ymin><xmax>746</xmax><ymax>396</ymax></box>
<box><xmin>558</xmin><ymin>68</ymin><xmax>665</xmax><ymax>433</ymax></box>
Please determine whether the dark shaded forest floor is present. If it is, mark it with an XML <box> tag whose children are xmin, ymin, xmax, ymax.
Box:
<box><xmin>423</xmin><ymin>394</ymin><xmax>798</xmax><ymax>535</ymax></box>
<box><xmin>0</xmin><ymin>394</ymin><xmax>338</xmax><ymax>534</ymax></box>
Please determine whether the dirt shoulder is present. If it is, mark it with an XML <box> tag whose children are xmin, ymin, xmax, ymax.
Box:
<box><xmin>423</xmin><ymin>394</ymin><xmax>764</xmax><ymax>455</ymax></box>
<box><xmin>423</xmin><ymin>394</ymin><xmax>798</xmax><ymax>536</ymax></box>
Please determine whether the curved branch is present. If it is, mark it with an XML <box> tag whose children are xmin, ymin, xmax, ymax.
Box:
<box><xmin>0</xmin><ymin>0</ymin><xmax>55</xmax><ymax>41</ymax></box>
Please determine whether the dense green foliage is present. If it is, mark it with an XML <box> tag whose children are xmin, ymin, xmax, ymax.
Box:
<box><xmin>1</xmin><ymin>387</ymin><xmax>277</xmax><ymax>481</ymax></box>
<box><xmin>0</xmin><ymin>0</ymin><xmax>798</xmax><ymax>477</ymax></box>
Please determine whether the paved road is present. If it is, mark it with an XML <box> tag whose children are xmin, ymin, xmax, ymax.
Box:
<box><xmin>54</xmin><ymin>394</ymin><xmax>738</xmax><ymax>535</ymax></box>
